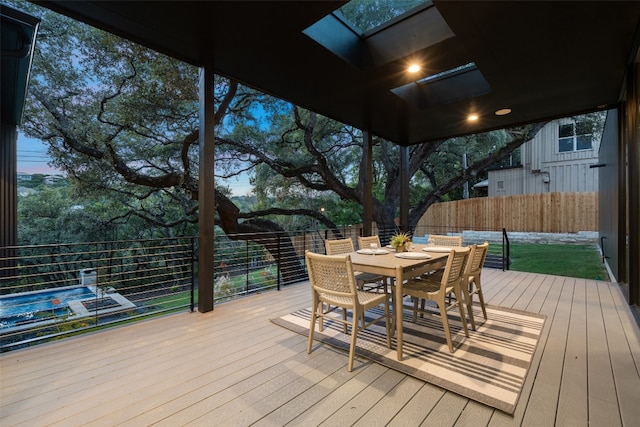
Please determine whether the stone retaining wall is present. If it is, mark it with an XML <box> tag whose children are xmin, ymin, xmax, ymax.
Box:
<box><xmin>414</xmin><ymin>231</ymin><xmax>599</xmax><ymax>245</ymax></box>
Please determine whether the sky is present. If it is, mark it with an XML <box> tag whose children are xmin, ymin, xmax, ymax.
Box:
<box><xmin>17</xmin><ymin>133</ymin><xmax>61</xmax><ymax>175</ymax></box>
<box><xmin>17</xmin><ymin>133</ymin><xmax>254</xmax><ymax>196</ymax></box>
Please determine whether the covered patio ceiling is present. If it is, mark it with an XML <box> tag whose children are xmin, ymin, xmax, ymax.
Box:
<box><xmin>33</xmin><ymin>1</ymin><xmax>640</xmax><ymax>146</ymax></box>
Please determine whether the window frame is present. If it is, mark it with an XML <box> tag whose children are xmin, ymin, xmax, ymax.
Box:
<box><xmin>558</xmin><ymin>120</ymin><xmax>593</xmax><ymax>153</ymax></box>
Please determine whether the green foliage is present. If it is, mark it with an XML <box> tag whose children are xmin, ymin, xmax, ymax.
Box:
<box><xmin>18</xmin><ymin>185</ymin><xmax>102</xmax><ymax>244</ymax></box>
<box><xmin>17</xmin><ymin>174</ymin><xmax>51</xmax><ymax>188</ymax></box>
<box><xmin>17</xmin><ymin>180</ymin><xmax>197</xmax><ymax>244</ymax></box>
<box><xmin>142</xmin><ymin>292</ymin><xmax>192</xmax><ymax>310</ymax></box>
<box><xmin>390</xmin><ymin>231</ymin><xmax>411</xmax><ymax>248</ymax></box>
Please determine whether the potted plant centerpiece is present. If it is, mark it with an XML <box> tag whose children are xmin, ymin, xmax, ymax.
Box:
<box><xmin>390</xmin><ymin>231</ymin><xmax>411</xmax><ymax>252</ymax></box>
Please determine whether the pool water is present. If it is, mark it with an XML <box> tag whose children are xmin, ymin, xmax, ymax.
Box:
<box><xmin>0</xmin><ymin>286</ymin><xmax>96</xmax><ymax>329</ymax></box>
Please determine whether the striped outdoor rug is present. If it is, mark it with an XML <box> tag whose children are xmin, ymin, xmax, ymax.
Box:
<box><xmin>272</xmin><ymin>301</ymin><xmax>546</xmax><ymax>414</ymax></box>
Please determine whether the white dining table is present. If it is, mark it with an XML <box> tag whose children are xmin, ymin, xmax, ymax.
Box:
<box><xmin>349</xmin><ymin>243</ymin><xmax>450</xmax><ymax>361</ymax></box>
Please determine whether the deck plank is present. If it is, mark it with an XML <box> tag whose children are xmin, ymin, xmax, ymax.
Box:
<box><xmin>283</xmin><ymin>362</ymin><xmax>390</xmax><ymax>426</ymax></box>
<box><xmin>4</xmin><ymin>322</ymin><xmax>297</xmax><ymax>425</ymax></box>
<box><xmin>520</xmin><ymin>276</ymin><xmax>573</xmax><ymax>427</ymax></box>
<box><xmin>598</xmin><ymin>281</ymin><xmax>640</xmax><ymax>426</ymax></box>
<box><xmin>420</xmin><ymin>391</ymin><xmax>469</xmax><ymax>427</ymax></box>
<box><xmin>2</xmin><ymin>269</ymin><xmax>639</xmax><ymax>427</ymax></box>
<box><xmin>556</xmin><ymin>278</ymin><xmax>588</xmax><ymax>426</ymax></box>
<box><xmin>454</xmin><ymin>400</ymin><xmax>493</xmax><ymax>427</ymax></box>
<box><xmin>385</xmin><ymin>384</ymin><xmax>445</xmax><ymax>426</ymax></box>
<box><xmin>251</xmin><ymin>354</ymin><xmax>377</xmax><ymax>427</ymax></box>
<box><xmin>586</xmin><ymin>279</ymin><xmax>622</xmax><ymax>427</ymax></box>
<box><xmin>489</xmin><ymin>273</ymin><xmax>566</xmax><ymax>427</ymax></box>
<box><xmin>351</xmin><ymin>376</ymin><xmax>425</xmax><ymax>427</ymax></box>
<box><xmin>318</xmin><ymin>368</ymin><xmax>405</xmax><ymax>426</ymax></box>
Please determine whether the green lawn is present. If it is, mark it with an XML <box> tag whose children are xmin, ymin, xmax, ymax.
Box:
<box><xmin>508</xmin><ymin>243</ymin><xmax>608</xmax><ymax>280</ymax></box>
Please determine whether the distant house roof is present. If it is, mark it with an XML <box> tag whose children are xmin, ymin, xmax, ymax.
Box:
<box><xmin>473</xmin><ymin>179</ymin><xmax>488</xmax><ymax>189</ymax></box>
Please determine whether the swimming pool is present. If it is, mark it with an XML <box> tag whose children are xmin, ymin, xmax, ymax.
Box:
<box><xmin>0</xmin><ymin>286</ymin><xmax>97</xmax><ymax>330</ymax></box>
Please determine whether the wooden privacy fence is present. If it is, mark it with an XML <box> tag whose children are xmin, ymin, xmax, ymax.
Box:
<box><xmin>417</xmin><ymin>192</ymin><xmax>598</xmax><ymax>233</ymax></box>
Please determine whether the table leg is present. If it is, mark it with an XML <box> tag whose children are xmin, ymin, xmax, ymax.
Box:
<box><xmin>395</xmin><ymin>266</ymin><xmax>404</xmax><ymax>361</ymax></box>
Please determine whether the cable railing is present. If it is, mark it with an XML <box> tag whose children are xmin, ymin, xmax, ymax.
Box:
<box><xmin>0</xmin><ymin>237</ymin><xmax>196</xmax><ymax>351</ymax></box>
<box><xmin>0</xmin><ymin>226</ymin><xmax>510</xmax><ymax>352</ymax></box>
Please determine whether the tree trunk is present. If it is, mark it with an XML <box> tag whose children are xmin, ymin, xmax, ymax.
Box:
<box><xmin>215</xmin><ymin>192</ymin><xmax>306</xmax><ymax>283</ymax></box>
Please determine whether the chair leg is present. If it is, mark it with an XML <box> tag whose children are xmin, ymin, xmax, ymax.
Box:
<box><xmin>454</xmin><ymin>287</ymin><xmax>469</xmax><ymax>337</ymax></box>
<box><xmin>412</xmin><ymin>297</ymin><xmax>419</xmax><ymax>322</ymax></box>
<box><xmin>437</xmin><ymin>298</ymin><xmax>454</xmax><ymax>352</ymax></box>
<box><xmin>342</xmin><ymin>307</ymin><xmax>348</xmax><ymax>334</ymax></box>
<box><xmin>474</xmin><ymin>277</ymin><xmax>488</xmax><ymax>319</ymax></box>
<box><xmin>347</xmin><ymin>308</ymin><xmax>359</xmax><ymax>372</ymax></box>
<box><xmin>461</xmin><ymin>282</ymin><xmax>476</xmax><ymax>331</ymax></box>
<box><xmin>308</xmin><ymin>296</ymin><xmax>319</xmax><ymax>354</ymax></box>
<box><xmin>384</xmin><ymin>297</ymin><xmax>392</xmax><ymax>348</ymax></box>
<box><xmin>387</xmin><ymin>283</ymin><xmax>394</xmax><ymax>332</ymax></box>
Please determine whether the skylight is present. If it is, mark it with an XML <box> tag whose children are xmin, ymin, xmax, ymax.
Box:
<box><xmin>391</xmin><ymin>62</ymin><xmax>492</xmax><ymax>109</ymax></box>
<box><xmin>303</xmin><ymin>0</ymin><xmax>451</xmax><ymax>71</ymax></box>
<box><xmin>338</xmin><ymin>0</ymin><xmax>428</xmax><ymax>35</ymax></box>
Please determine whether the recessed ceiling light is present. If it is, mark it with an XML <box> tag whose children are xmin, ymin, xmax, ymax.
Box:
<box><xmin>407</xmin><ymin>63</ymin><xmax>421</xmax><ymax>73</ymax></box>
<box><xmin>495</xmin><ymin>108</ymin><xmax>512</xmax><ymax>116</ymax></box>
<box><xmin>468</xmin><ymin>114</ymin><xmax>479</xmax><ymax>122</ymax></box>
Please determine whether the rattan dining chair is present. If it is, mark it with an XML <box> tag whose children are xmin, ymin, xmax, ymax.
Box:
<box><xmin>357</xmin><ymin>235</ymin><xmax>395</xmax><ymax>290</ymax></box>
<box><xmin>427</xmin><ymin>234</ymin><xmax>463</xmax><ymax>247</ymax></box>
<box><xmin>305</xmin><ymin>251</ymin><xmax>391</xmax><ymax>372</ymax></box>
<box><xmin>424</xmin><ymin>234</ymin><xmax>463</xmax><ymax>278</ymax></box>
<box><xmin>357</xmin><ymin>235</ymin><xmax>381</xmax><ymax>251</ymax></box>
<box><xmin>402</xmin><ymin>246</ymin><xmax>471</xmax><ymax>352</ymax></box>
<box><xmin>325</xmin><ymin>238</ymin><xmax>385</xmax><ymax>292</ymax></box>
<box><xmin>423</xmin><ymin>242</ymin><xmax>489</xmax><ymax>331</ymax></box>
<box><xmin>466</xmin><ymin>241</ymin><xmax>489</xmax><ymax>324</ymax></box>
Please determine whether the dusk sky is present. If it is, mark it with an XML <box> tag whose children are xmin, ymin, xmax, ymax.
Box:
<box><xmin>17</xmin><ymin>133</ymin><xmax>61</xmax><ymax>175</ymax></box>
<box><xmin>17</xmin><ymin>133</ymin><xmax>253</xmax><ymax>195</ymax></box>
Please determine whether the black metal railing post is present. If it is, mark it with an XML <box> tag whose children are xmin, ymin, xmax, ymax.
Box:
<box><xmin>190</xmin><ymin>237</ymin><xmax>195</xmax><ymax>312</ymax></box>
<box><xmin>600</xmin><ymin>236</ymin><xmax>609</xmax><ymax>263</ymax></box>
<box><xmin>502</xmin><ymin>228</ymin><xmax>510</xmax><ymax>271</ymax></box>
<box><xmin>245</xmin><ymin>240</ymin><xmax>250</xmax><ymax>295</ymax></box>
<box><xmin>303</xmin><ymin>230</ymin><xmax>307</xmax><ymax>254</ymax></box>
<box><xmin>276</xmin><ymin>233</ymin><xmax>281</xmax><ymax>291</ymax></box>
<box><xmin>94</xmin><ymin>241</ymin><xmax>100</xmax><ymax>325</ymax></box>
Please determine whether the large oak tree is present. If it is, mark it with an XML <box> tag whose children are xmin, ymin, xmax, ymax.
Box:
<box><xmin>19</xmin><ymin>3</ymin><xmax>543</xmax><ymax>282</ymax></box>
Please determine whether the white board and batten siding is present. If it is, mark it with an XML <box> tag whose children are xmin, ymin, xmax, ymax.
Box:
<box><xmin>489</xmin><ymin>119</ymin><xmax>600</xmax><ymax>197</ymax></box>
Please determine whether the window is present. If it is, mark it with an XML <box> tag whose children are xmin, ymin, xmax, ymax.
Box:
<box><xmin>558</xmin><ymin>120</ymin><xmax>592</xmax><ymax>152</ymax></box>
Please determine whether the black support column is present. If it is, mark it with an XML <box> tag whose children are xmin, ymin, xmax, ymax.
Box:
<box><xmin>628</xmin><ymin>62</ymin><xmax>640</xmax><ymax>307</ymax></box>
<box><xmin>198</xmin><ymin>61</ymin><xmax>215</xmax><ymax>312</ymax></box>
<box><xmin>399</xmin><ymin>145</ymin><xmax>409</xmax><ymax>232</ymax></box>
<box><xmin>1</xmin><ymin>126</ymin><xmax>18</xmax><ymax>278</ymax></box>
<box><xmin>362</xmin><ymin>131</ymin><xmax>373</xmax><ymax>236</ymax></box>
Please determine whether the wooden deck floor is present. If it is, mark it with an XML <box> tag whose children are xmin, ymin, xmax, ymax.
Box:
<box><xmin>2</xmin><ymin>269</ymin><xmax>639</xmax><ymax>426</ymax></box>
